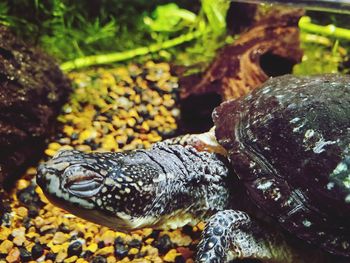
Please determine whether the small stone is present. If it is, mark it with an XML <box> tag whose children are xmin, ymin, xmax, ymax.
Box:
<box><xmin>176</xmin><ymin>247</ymin><xmax>193</xmax><ymax>260</ymax></box>
<box><xmin>175</xmin><ymin>255</ymin><xmax>186</xmax><ymax>263</ymax></box>
<box><xmin>156</xmin><ymin>234</ymin><xmax>173</xmax><ymax>254</ymax></box>
<box><xmin>91</xmin><ymin>256</ymin><xmax>107</xmax><ymax>263</ymax></box>
<box><xmin>64</xmin><ymin>255</ymin><xmax>78</xmax><ymax>263</ymax></box>
<box><xmin>67</xmin><ymin>241</ymin><xmax>82</xmax><ymax>257</ymax></box>
<box><xmin>106</xmin><ymin>255</ymin><xmax>117</xmax><ymax>263</ymax></box>
<box><xmin>45</xmin><ymin>252</ymin><xmax>57</xmax><ymax>261</ymax></box>
<box><xmin>56</xmin><ymin>251</ymin><xmax>68</xmax><ymax>263</ymax></box>
<box><xmin>45</xmin><ymin>148</ymin><xmax>57</xmax><ymax>157</ymax></box>
<box><xmin>53</xmin><ymin>232</ymin><xmax>69</xmax><ymax>244</ymax></box>
<box><xmin>128</xmin><ymin>239</ymin><xmax>141</xmax><ymax>249</ymax></box>
<box><xmin>48</xmin><ymin>142</ymin><xmax>62</xmax><ymax>150</ymax></box>
<box><xmin>13</xmin><ymin>235</ymin><xmax>26</xmax><ymax>246</ymax></box>
<box><xmin>0</xmin><ymin>227</ymin><xmax>11</xmax><ymax>240</ymax></box>
<box><xmin>101</xmin><ymin>230</ymin><xmax>115</xmax><ymax>245</ymax></box>
<box><xmin>96</xmin><ymin>245</ymin><xmax>114</xmax><ymax>256</ymax></box>
<box><xmin>197</xmin><ymin>222</ymin><xmax>206</xmax><ymax>231</ymax></box>
<box><xmin>128</xmin><ymin>247</ymin><xmax>139</xmax><ymax>255</ymax></box>
<box><xmin>6</xmin><ymin>247</ymin><xmax>20</xmax><ymax>263</ymax></box>
<box><xmin>163</xmin><ymin>249</ymin><xmax>180</xmax><ymax>262</ymax></box>
<box><xmin>19</xmin><ymin>247</ymin><xmax>32</xmax><ymax>262</ymax></box>
<box><xmin>16</xmin><ymin>207</ymin><xmax>28</xmax><ymax>217</ymax></box>
<box><xmin>76</xmin><ymin>259</ymin><xmax>89</xmax><ymax>263</ymax></box>
<box><xmin>31</xmin><ymin>243</ymin><xmax>44</xmax><ymax>259</ymax></box>
<box><xmin>114</xmin><ymin>243</ymin><xmax>128</xmax><ymax>259</ymax></box>
<box><xmin>0</xmin><ymin>240</ymin><xmax>13</xmax><ymax>254</ymax></box>
<box><xmin>87</xmin><ymin>242</ymin><xmax>98</xmax><ymax>253</ymax></box>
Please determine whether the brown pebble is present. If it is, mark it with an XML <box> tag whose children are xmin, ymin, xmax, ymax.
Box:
<box><xmin>6</xmin><ymin>247</ymin><xmax>20</xmax><ymax>263</ymax></box>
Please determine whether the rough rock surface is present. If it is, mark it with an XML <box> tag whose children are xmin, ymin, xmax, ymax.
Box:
<box><xmin>0</xmin><ymin>25</ymin><xmax>71</xmax><ymax>186</ymax></box>
<box><xmin>179</xmin><ymin>8</ymin><xmax>304</xmax><ymax>132</ymax></box>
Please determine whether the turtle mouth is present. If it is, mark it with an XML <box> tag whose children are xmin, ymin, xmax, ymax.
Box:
<box><xmin>63</xmin><ymin>165</ymin><xmax>104</xmax><ymax>198</ymax></box>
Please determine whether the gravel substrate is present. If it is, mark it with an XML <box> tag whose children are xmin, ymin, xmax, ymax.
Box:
<box><xmin>0</xmin><ymin>62</ymin><xmax>204</xmax><ymax>263</ymax></box>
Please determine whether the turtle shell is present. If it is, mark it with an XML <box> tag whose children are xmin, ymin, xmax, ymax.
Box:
<box><xmin>213</xmin><ymin>74</ymin><xmax>350</xmax><ymax>256</ymax></box>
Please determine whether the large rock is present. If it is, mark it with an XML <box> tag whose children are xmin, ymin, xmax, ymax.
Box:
<box><xmin>179</xmin><ymin>8</ymin><xmax>304</xmax><ymax>133</ymax></box>
<box><xmin>0</xmin><ymin>25</ymin><xmax>71</xmax><ymax>186</ymax></box>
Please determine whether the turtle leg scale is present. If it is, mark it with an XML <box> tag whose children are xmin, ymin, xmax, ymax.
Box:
<box><xmin>196</xmin><ymin>210</ymin><xmax>294</xmax><ymax>263</ymax></box>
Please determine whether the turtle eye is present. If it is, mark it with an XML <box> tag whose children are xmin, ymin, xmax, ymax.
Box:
<box><xmin>63</xmin><ymin>165</ymin><xmax>104</xmax><ymax>198</ymax></box>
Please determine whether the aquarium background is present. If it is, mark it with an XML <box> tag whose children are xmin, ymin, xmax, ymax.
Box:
<box><xmin>1</xmin><ymin>1</ymin><xmax>350</xmax><ymax>262</ymax></box>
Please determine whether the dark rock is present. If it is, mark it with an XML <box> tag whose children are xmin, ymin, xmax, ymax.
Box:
<box><xmin>178</xmin><ymin>8</ymin><xmax>303</xmax><ymax>133</ymax></box>
<box><xmin>0</xmin><ymin>188</ymin><xmax>11</xmax><ymax>226</ymax></box>
<box><xmin>0</xmin><ymin>25</ymin><xmax>71</xmax><ymax>187</ymax></box>
<box><xmin>155</xmin><ymin>234</ymin><xmax>173</xmax><ymax>254</ymax></box>
<box><xmin>175</xmin><ymin>255</ymin><xmax>186</xmax><ymax>263</ymax></box>
<box><xmin>91</xmin><ymin>256</ymin><xmax>107</xmax><ymax>263</ymax></box>
<box><xmin>17</xmin><ymin>184</ymin><xmax>44</xmax><ymax>217</ymax></box>
<box><xmin>45</xmin><ymin>252</ymin><xmax>57</xmax><ymax>261</ymax></box>
<box><xmin>19</xmin><ymin>247</ymin><xmax>32</xmax><ymax>262</ymax></box>
<box><xmin>114</xmin><ymin>243</ymin><xmax>128</xmax><ymax>259</ymax></box>
<box><xmin>128</xmin><ymin>239</ymin><xmax>141</xmax><ymax>249</ymax></box>
<box><xmin>67</xmin><ymin>241</ymin><xmax>82</xmax><ymax>257</ymax></box>
<box><xmin>31</xmin><ymin>243</ymin><xmax>44</xmax><ymax>259</ymax></box>
<box><xmin>81</xmin><ymin>250</ymin><xmax>93</xmax><ymax>259</ymax></box>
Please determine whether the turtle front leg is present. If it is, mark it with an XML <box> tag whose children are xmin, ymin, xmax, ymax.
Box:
<box><xmin>196</xmin><ymin>210</ymin><xmax>295</xmax><ymax>263</ymax></box>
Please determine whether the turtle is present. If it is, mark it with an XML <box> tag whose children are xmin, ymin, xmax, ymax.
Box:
<box><xmin>36</xmin><ymin>74</ymin><xmax>350</xmax><ymax>262</ymax></box>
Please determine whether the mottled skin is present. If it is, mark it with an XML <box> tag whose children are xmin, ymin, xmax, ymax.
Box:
<box><xmin>37</xmin><ymin>74</ymin><xmax>350</xmax><ymax>262</ymax></box>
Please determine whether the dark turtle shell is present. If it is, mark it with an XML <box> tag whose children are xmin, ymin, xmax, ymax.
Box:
<box><xmin>213</xmin><ymin>74</ymin><xmax>350</xmax><ymax>256</ymax></box>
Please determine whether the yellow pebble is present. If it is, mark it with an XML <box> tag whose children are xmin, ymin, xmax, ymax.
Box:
<box><xmin>13</xmin><ymin>235</ymin><xmax>26</xmax><ymax>246</ymax></box>
<box><xmin>6</xmin><ymin>247</ymin><xmax>20</xmax><ymax>263</ymax></box>
<box><xmin>48</xmin><ymin>142</ymin><xmax>62</xmax><ymax>150</ymax></box>
<box><xmin>86</xmin><ymin>242</ymin><xmax>98</xmax><ymax>253</ymax></box>
<box><xmin>63</xmin><ymin>125</ymin><xmax>74</xmax><ymax>136</ymax></box>
<box><xmin>95</xmin><ymin>245</ymin><xmax>114</xmax><ymax>256</ymax></box>
<box><xmin>76</xmin><ymin>259</ymin><xmax>89</xmax><ymax>263</ymax></box>
<box><xmin>145</xmin><ymin>238</ymin><xmax>154</xmax><ymax>245</ymax></box>
<box><xmin>127</xmin><ymin>117</ymin><xmax>136</xmax><ymax>127</ymax></box>
<box><xmin>197</xmin><ymin>221</ymin><xmax>206</xmax><ymax>231</ymax></box>
<box><xmin>163</xmin><ymin>249</ymin><xmax>180</xmax><ymax>262</ymax></box>
<box><xmin>53</xmin><ymin>232</ymin><xmax>69</xmax><ymax>245</ymax></box>
<box><xmin>0</xmin><ymin>227</ymin><xmax>11</xmax><ymax>240</ymax></box>
<box><xmin>0</xmin><ymin>240</ymin><xmax>13</xmax><ymax>254</ymax></box>
<box><xmin>107</xmin><ymin>256</ymin><xmax>117</xmax><ymax>263</ymax></box>
<box><xmin>45</xmin><ymin>148</ymin><xmax>57</xmax><ymax>157</ymax></box>
<box><xmin>64</xmin><ymin>256</ymin><xmax>78</xmax><ymax>263</ymax></box>
<box><xmin>16</xmin><ymin>206</ymin><xmax>28</xmax><ymax>217</ymax></box>
<box><xmin>56</xmin><ymin>251</ymin><xmax>68</xmax><ymax>263</ymax></box>
<box><xmin>101</xmin><ymin>230</ymin><xmax>115</xmax><ymax>245</ymax></box>
<box><xmin>128</xmin><ymin>247</ymin><xmax>139</xmax><ymax>255</ymax></box>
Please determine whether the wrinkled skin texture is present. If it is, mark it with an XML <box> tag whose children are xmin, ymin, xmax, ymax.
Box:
<box><xmin>213</xmin><ymin>74</ymin><xmax>350</xmax><ymax>256</ymax></box>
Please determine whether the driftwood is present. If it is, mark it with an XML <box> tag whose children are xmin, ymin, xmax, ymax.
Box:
<box><xmin>178</xmin><ymin>8</ymin><xmax>304</xmax><ymax>133</ymax></box>
<box><xmin>0</xmin><ymin>26</ymin><xmax>71</xmax><ymax>187</ymax></box>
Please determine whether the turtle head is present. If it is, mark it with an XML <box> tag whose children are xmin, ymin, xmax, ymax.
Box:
<box><xmin>36</xmin><ymin>149</ymin><xmax>166</xmax><ymax>230</ymax></box>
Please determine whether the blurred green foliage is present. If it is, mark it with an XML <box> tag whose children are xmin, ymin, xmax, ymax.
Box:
<box><xmin>1</xmin><ymin>1</ymin><xmax>350</xmax><ymax>74</ymax></box>
<box><xmin>0</xmin><ymin>0</ymin><xmax>230</xmax><ymax>69</ymax></box>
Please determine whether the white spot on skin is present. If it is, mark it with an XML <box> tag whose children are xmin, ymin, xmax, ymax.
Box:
<box><xmin>101</xmin><ymin>187</ymin><xmax>108</xmax><ymax>193</ymax></box>
<box><xmin>313</xmin><ymin>138</ymin><xmax>336</xmax><ymax>154</ymax></box>
<box><xmin>290</xmin><ymin>117</ymin><xmax>301</xmax><ymax>124</ymax></box>
<box><xmin>345</xmin><ymin>194</ymin><xmax>350</xmax><ymax>203</ymax></box>
<box><xmin>302</xmin><ymin>219</ymin><xmax>312</xmax><ymax>227</ymax></box>
<box><xmin>257</xmin><ymin>181</ymin><xmax>273</xmax><ymax>190</ymax></box>
<box><xmin>327</xmin><ymin>182</ymin><xmax>335</xmax><ymax>190</ymax></box>
<box><xmin>304</xmin><ymin>129</ymin><xmax>315</xmax><ymax>139</ymax></box>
